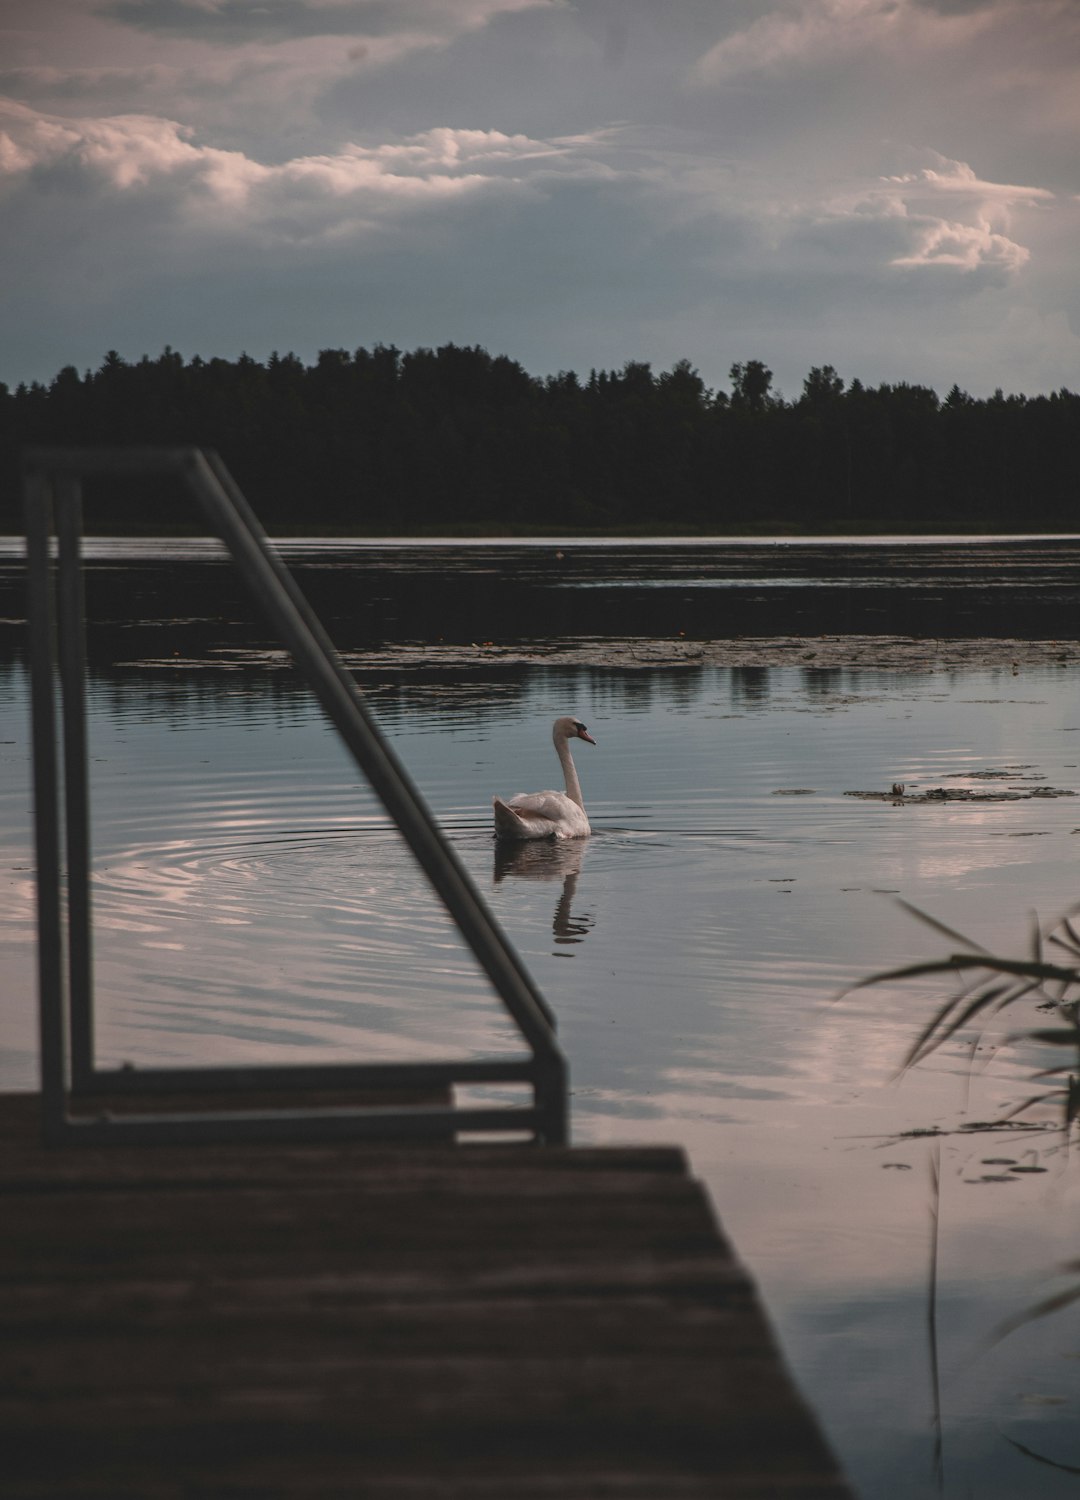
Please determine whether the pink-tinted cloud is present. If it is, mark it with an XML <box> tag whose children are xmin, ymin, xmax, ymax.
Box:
<box><xmin>890</xmin><ymin>217</ymin><xmax>1030</xmax><ymax>272</ymax></box>
<box><xmin>0</xmin><ymin>100</ymin><xmax>616</xmax><ymax>243</ymax></box>
<box><xmin>691</xmin><ymin>0</ymin><xmax>1016</xmax><ymax>83</ymax></box>
<box><xmin>850</xmin><ymin>151</ymin><xmax>1052</xmax><ymax>274</ymax></box>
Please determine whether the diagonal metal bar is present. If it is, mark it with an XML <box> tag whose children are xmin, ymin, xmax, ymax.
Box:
<box><xmin>182</xmin><ymin>449</ymin><xmax>562</xmax><ymax>1047</ymax></box>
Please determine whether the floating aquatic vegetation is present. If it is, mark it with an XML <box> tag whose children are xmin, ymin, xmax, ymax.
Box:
<box><xmin>845</xmin><ymin>785</ymin><xmax>1076</xmax><ymax>802</ymax></box>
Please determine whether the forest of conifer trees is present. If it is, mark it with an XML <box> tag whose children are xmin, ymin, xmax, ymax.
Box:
<box><xmin>1</xmin><ymin>343</ymin><xmax>1076</xmax><ymax>534</ymax></box>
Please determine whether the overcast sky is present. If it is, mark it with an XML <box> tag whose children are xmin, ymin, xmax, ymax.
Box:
<box><xmin>1</xmin><ymin>0</ymin><xmax>1078</xmax><ymax>398</ymax></box>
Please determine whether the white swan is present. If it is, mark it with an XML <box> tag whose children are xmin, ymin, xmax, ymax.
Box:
<box><xmin>493</xmin><ymin>716</ymin><xmax>596</xmax><ymax>841</ymax></box>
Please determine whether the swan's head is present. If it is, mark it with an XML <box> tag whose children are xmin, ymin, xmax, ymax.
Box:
<box><xmin>554</xmin><ymin>715</ymin><xmax>596</xmax><ymax>746</ymax></box>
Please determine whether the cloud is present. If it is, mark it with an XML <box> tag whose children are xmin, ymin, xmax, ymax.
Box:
<box><xmin>690</xmin><ymin>0</ymin><xmax>1003</xmax><ymax>83</ymax></box>
<box><xmin>0</xmin><ymin>0</ymin><xmax>571</xmax><ymax>165</ymax></box>
<box><xmin>840</xmin><ymin>150</ymin><xmax>1052</xmax><ymax>276</ymax></box>
<box><xmin>890</xmin><ymin>217</ymin><xmax>1029</xmax><ymax>273</ymax></box>
<box><xmin>690</xmin><ymin>0</ymin><xmax>887</xmax><ymax>82</ymax></box>
<box><xmin>909</xmin><ymin>0</ymin><xmax>1008</xmax><ymax>13</ymax></box>
<box><xmin>0</xmin><ymin>98</ymin><xmax>624</xmax><ymax>252</ymax></box>
<box><xmin>686</xmin><ymin>0</ymin><xmax>1080</xmax><ymax>180</ymax></box>
<box><xmin>100</xmin><ymin>0</ymin><xmax>560</xmax><ymax>44</ymax></box>
<box><xmin>1</xmin><ymin>0</ymin><xmax>1078</xmax><ymax>401</ymax></box>
<box><xmin>23</xmin><ymin>97</ymin><xmax>1030</xmax><ymax>297</ymax></box>
<box><xmin>0</xmin><ymin>98</ymin><xmax>237</xmax><ymax>193</ymax></box>
<box><xmin>882</xmin><ymin>156</ymin><xmax>1051</xmax><ymax>210</ymax></box>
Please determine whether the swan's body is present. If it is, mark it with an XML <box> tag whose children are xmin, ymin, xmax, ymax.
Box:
<box><xmin>493</xmin><ymin>716</ymin><xmax>596</xmax><ymax>841</ymax></box>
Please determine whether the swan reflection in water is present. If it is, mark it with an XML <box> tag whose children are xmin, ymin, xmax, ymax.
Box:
<box><xmin>493</xmin><ymin>837</ymin><xmax>595</xmax><ymax>947</ymax></box>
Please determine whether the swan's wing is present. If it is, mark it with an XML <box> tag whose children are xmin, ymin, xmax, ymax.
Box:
<box><xmin>493</xmin><ymin>795</ymin><xmax>561</xmax><ymax>839</ymax></box>
<box><xmin>493</xmin><ymin>797</ymin><xmax>527</xmax><ymax>835</ymax></box>
<box><xmin>493</xmin><ymin>792</ymin><xmax>588</xmax><ymax>840</ymax></box>
<box><xmin>506</xmin><ymin>790</ymin><xmax>576</xmax><ymax>821</ymax></box>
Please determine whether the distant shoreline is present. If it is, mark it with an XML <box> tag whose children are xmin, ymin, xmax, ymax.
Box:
<box><xmin>4</xmin><ymin>528</ymin><xmax>1080</xmax><ymax>548</ymax></box>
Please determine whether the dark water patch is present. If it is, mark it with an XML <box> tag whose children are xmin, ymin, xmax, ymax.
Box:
<box><xmin>4</xmin><ymin>537</ymin><xmax>1080</xmax><ymax>674</ymax></box>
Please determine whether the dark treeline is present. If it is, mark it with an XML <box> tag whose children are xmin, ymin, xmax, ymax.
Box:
<box><xmin>1</xmin><ymin>344</ymin><xmax>1077</xmax><ymax>533</ymax></box>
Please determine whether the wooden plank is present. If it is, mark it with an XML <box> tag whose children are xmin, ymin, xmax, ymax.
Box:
<box><xmin>1</xmin><ymin>1290</ymin><xmax>757</xmax><ymax>1356</ymax></box>
<box><xmin>1</xmin><ymin>1181</ymin><xmax>719</xmax><ymax>1262</ymax></box>
<box><xmin>0</xmin><ymin>1091</ymin><xmax>854</xmax><ymax>1499</ymax></box>
<box><xmin>3</xmin><ymin>1358</ymin><xmax>847</xmax><ymax>1498</ymax></box>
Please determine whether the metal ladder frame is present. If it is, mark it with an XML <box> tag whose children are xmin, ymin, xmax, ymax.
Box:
<box><xmin>23</xmin><ymin>447</ymin><xmax>568</xmax><ymax>1146</ymax></box>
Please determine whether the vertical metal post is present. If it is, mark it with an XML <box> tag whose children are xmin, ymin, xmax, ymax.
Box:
<box><xmin>23</xmin><ymin>470</ymin><xmax>68</xmax><ymax>1133</ymax></box>
<box><xmin>55</xmin><ymin>479</ymin><xmax>94</xmax><ymax>1088</ymax></box>
<box><xmin>535</xmin><ymin>1059</ymin><xmax>569</xmax><ymax>1146</ymax></box>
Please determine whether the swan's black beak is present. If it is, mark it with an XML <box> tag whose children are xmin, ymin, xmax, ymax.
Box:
<box><xmin>577</xmin><ymin>726</ymin><xmax>596</xmax><ymax>745</ymax></box>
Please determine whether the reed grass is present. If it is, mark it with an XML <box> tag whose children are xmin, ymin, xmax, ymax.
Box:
<box><xmin>852</xmin><ymin>899</ymin><xmax>1080</xmax><ymax>1359</ymax></box>
<box><xmin>850</xmin><ymin>897</ymin><xmax>1080</xmax><ymax>1129</ymax></box>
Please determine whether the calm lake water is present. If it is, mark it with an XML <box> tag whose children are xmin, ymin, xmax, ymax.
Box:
<box><xmin>2</xmin><ymin>536</ymin><xmax>1080</xmax><ymax>1498</ymax></box>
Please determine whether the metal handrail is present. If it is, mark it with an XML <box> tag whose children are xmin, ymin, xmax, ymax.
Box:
<box><xmin>23</xmin><ymin>447</ymin><xmax>568</xmax><ymax>1146</ymax></box>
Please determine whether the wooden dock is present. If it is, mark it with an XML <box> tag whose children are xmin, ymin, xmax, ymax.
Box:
<box><xmin>1</xmin><ymin>1092</ymin><xmax>853</xmax><ymax>1498</ymax></box>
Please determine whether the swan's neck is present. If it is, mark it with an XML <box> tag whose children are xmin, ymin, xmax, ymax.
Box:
<box><xmin>555</xmin><ymin>731</ymin><xmax>585</xmax><ymax>809</ymax></box>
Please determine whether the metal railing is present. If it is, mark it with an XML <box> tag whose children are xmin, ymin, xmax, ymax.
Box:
<box><xmin>23</xmin><ymin>447</ymin><xmax>568</xmax><ymax>1146</ymax></box>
